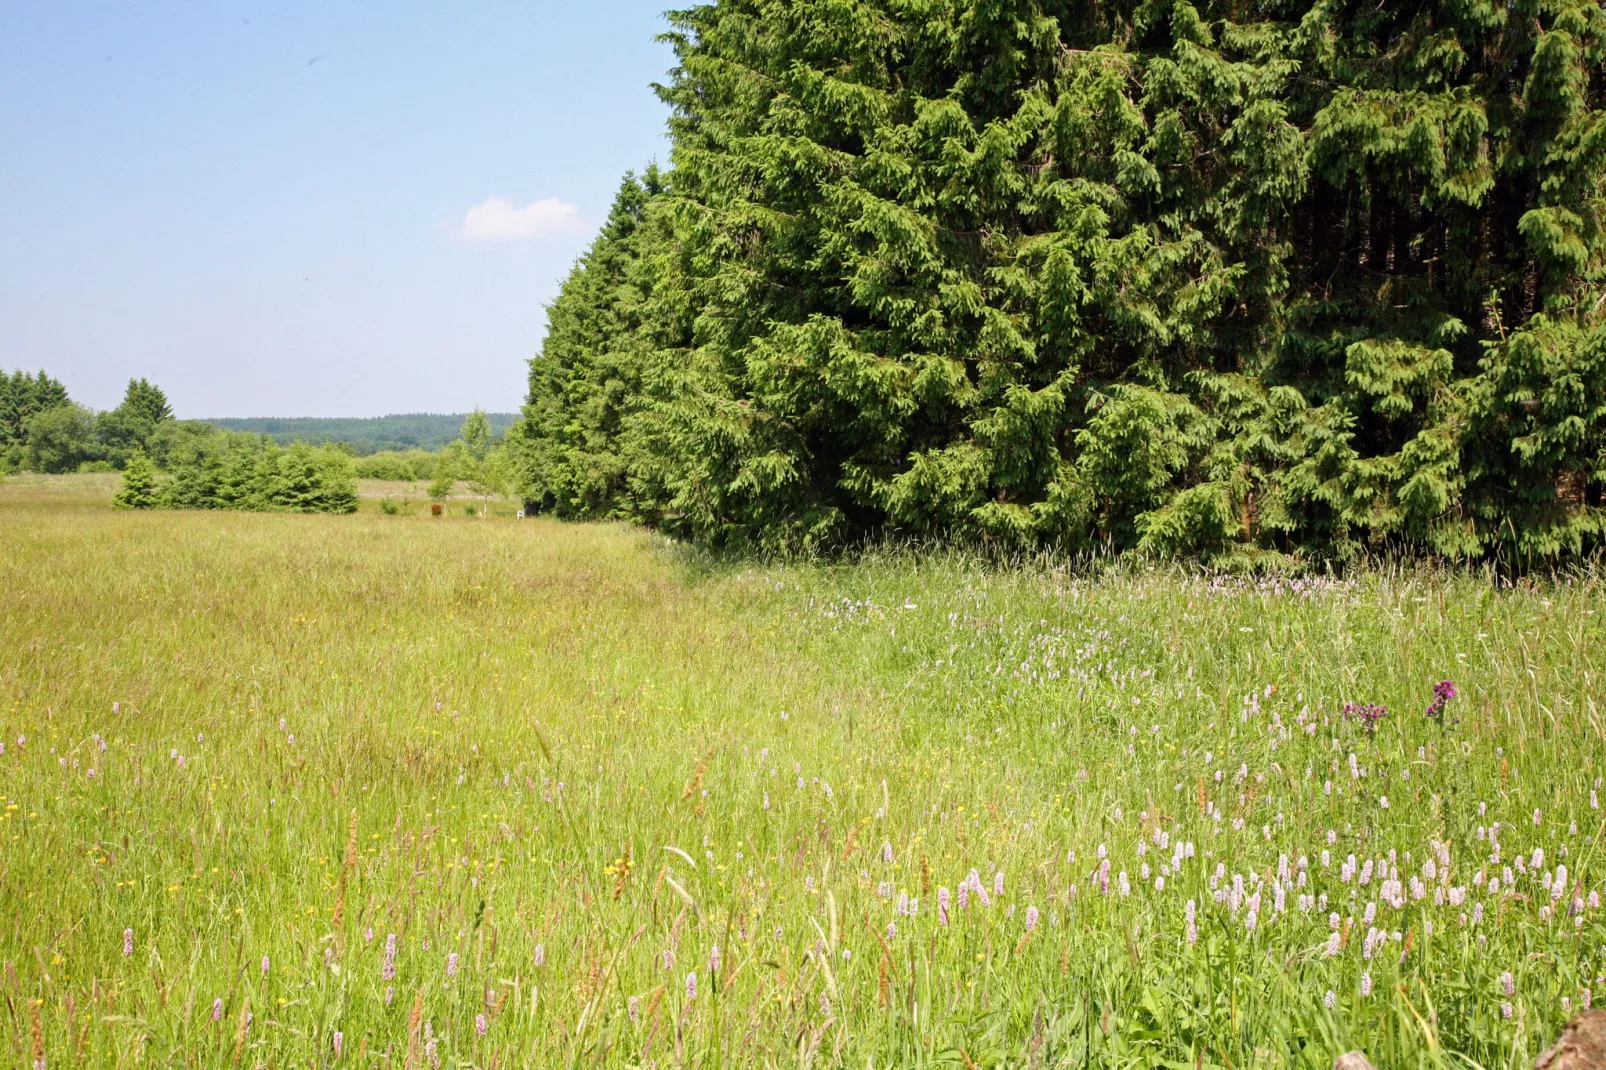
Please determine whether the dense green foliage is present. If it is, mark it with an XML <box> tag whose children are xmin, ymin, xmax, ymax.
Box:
<box><xmin>0</xmin><ymin>373</ymin><xmax>190</xmax><ymax>474</ymax></box>
<box><xmin>111</xmin><ymin>449</ymin><xmax>159</xmax><ymax>510</ymax></box>
<box><xmin>352</xmin><ymin>449</ymin><xmax>443</xmax><ymax>481</ymax></box>
<box><xmin>207</xmin><ymin>413</ymin><xmax>517</xmax><ymax>454</ymax></box>
<box><xmin>0</xmin><ymin>370</ymin><xmax>70</xmax><ymax>455</ymax></box>
<box><xmin>518</xmin><ymin>0</ymin><xmax>1606</xmax><ymax>563</ymax></box>
<box><xmin>145</xmin><ymin>434</ymin><xmax>358</xmax><ymax>513</ymax></box>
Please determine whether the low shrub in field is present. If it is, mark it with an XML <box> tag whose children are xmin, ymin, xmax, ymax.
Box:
<box><xmin>354</xmin><ymin>449</ymin><xmax>438</xmax><ymax>482</ymax></box>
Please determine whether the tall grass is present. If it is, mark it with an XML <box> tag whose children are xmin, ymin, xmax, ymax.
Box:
<box><xmin>1</xmin><ymin>476</ymin><xmax>1602</xmax><ymax>1067</ymax></box>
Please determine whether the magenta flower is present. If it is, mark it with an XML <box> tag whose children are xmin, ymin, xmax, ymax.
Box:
<box><xmin>1426</xmin><ymin>680</ymin><xmax>1458</xmax><ymax>720</ymax></box>
<box><xmin>1343</xmin><ymin>702</ymin><xmax>1388</xmax><ymax>732</ymax></box>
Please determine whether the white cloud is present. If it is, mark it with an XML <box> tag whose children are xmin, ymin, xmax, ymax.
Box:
<box><xmin>453</xmin><ymin>195</ymin><xmax>581</xmax><ymax>242</ymax></box>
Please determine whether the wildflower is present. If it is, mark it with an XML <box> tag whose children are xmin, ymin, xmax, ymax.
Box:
<box><xmin>261</xmin><ymin>955</ymin><xmax>269</xmax><ymax>977</ymax></box>
<box><xmin>1025</xmin><ymin>906</ymin><xmax>1039</xmax><ymax>932</ymax></box>
<box><xmin>1426</xmin><ymin>680</ymin><xmax>1457</xmax><ymax>720</ymax></box>
<box><xmin>882</xmin><ymin>842</ymin><xmax>893</xmax><ymax>865</ymax></box>
<box><xmin>1360</xmin><ymin>972</ymin><xmax>1372</xmax><ymax>997</ymax></box>
<box><xmin>1324</xmin><ymin>990</ymin><xmax>1337</xmax><ymax>1009</ymax></box>
<box><xmin>1343</xmin><ymin>703</ymin><xmax>1388</xmax><ymax>732</ymax></box>
<box><xmin>627</xmin><ymin>995</ymin><xmax>640</xmax><ymax>1023</ymax></box>
<box><xmin>938</xmin><ymin>887</ymin><xmax>950</xmax><ymax>927</ymax></box>
<box><xmin>475</xmin><ymin>1014</ymin><xmax>487</xmax><ymax>1037</ymax></box>
<box><xmin>1185</xmin><ymin>900</ymin><xmax>1198</xmax><ymax>946</ymax></box>
<box><xmin>685</xmin><ymin>972</ymin><xmax>697</xmax><ymax>1001</ymax></box>
<box><xmin>534</xmin><ymin>943</ymin><xmax>545</xmax><ymax>968</ymax></box>
<box><xmin>994</xmin><ymin>871</ymin><xmax>1004</xmax><ymax>898</ymax></box>
<box><xmin>382</xmin><ymin>934</ymin><xmax>397</xmax><ymax>981</ymax></box>
<box><xmin>333</xmin><ymin>1031</ymin><xmax>344</xmax><ymax>1057</ymax></box>
<box><xmin>123</xmin><ymin>928</ymin><xmax>133</xmax><ymax>956</ymax></box>
<box><xmin>385</xmin><ymin>985</ymin><xmax>393</xmax><ymax>1006</ymax></box>
<box><xmin>709</xmin><ymin>944</ymin><xmax>720</xmax><ymax>973</ymax></box>
<box><xmin>1501</xmin><ymin>1002</ymin><xmax>1513</xmax><ymax>1019</ymax></box>
<box><xmin>1501</xmin><ymin>971</ymin><xmax>1515</xmax><ymax>997</ymax></box>
<box><xmin>447</xmin><ymin>952</ymin><xmax>459</xmax><ymax>978</ymax></box>
<box><xmin>212</xmin><ymin>998</ymin><xmax>223</xmax><ymax>1022</ymax></box>
<box><xmin>663</xmin><ymin>949</ymin><xmax>675</xmax><ymax>971</ymax></box>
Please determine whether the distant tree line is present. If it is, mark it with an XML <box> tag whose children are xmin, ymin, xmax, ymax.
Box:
<box><xmin>2</xmin><ymin>372</ymin><xmax>187</xmax><ymax>474</ymax></box>
<box><xmin>204</xmin><ymin>413</ymin><xmax>517</xmax><ymax>455</ymax></box>
<box><xmin>512</xmin><ymin>0</ymin><xmax>1606</xmax><ymax>565</ymax></box>
<box><xmin>1</xmin><ymin>370</ymin><xmax>357</xmax><ymax>514</ymax></box>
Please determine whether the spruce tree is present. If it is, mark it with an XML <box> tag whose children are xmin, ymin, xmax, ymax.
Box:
<box><xmin>112</xmin><ymin>448</ymin><xmax>158</xmax><ymax>509</ymax></box>
<box><xmin>519</xmin><ymin>0</ymin><xmax>1606</xmax><ymax>562</ymax></box>
<box><xmin>515</xmin><ymin>169</ymin><xmax>667</xmax><ymax>520</ymax></box>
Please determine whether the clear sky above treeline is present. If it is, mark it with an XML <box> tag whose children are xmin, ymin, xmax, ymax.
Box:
<box><xmin>0</xmin><ymin>1</ymin><xmax>674</xmax><ymax>418</ymax></box>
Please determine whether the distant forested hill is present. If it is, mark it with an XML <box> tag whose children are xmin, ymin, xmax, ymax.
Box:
<box><xmin>205</xmin><ymin>413</ymin><xmax>516</xmax><ymax>455</ymax></box>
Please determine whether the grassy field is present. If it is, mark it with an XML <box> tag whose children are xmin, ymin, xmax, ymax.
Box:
<box><xmin>1</xmin><ymin>475</ymin><xmax>1603</xmax><ymax>1068</ymax></box>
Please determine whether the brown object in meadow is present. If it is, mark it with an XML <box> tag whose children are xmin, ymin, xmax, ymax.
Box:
<box><xmin>1333</xmin><ymin>1053</ymin><xmax>1378</xmax><ymax>1070</ymax></box>
<box><xmin>1536</xmin><ymin>1011</ymin><xmax>1606</xmax><ymax>1070</ymax></box>
<box><xmin>431</xmin><ymin>503</ymin><xmax>442</xmax><ymax>516</ymax></box>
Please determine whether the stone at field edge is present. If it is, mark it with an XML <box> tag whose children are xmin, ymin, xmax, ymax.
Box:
<box><xmin>1536</xmin><ymin>1011</ymin><xmax>1606</xmax><ymax>1070</ymax></box>
<box><xmin>1333</xmin><ymin>1053</ymin><xmax>1378</xmax><ymax>1070</ymax></box>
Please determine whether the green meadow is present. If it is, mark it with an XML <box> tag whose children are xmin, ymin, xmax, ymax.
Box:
<box><xmin>2</xmin><ymin>475</ymin><xmax>1603</xmax><ymax>1068</ymax></box>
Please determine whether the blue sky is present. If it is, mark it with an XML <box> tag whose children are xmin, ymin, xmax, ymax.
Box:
<box><xmin>0</xmin><ymin>1</ymin><xmax>674</xmax><ymax>417</ymax></box>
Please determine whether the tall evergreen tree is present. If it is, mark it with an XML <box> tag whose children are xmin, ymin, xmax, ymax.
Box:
<box><xmin>97</xmin><ymin>377</ymin><xmax>176</xmax><ymax>466</ymax></box>
<box><xmin>1</xmin><ymin>370</ymin><xmax>71</xmax><ymax>449</ymax></box>
<box><xmin>515</xmin><ymin>168</ymin><xmax>669</xmax><ymax>519</ymax></box>
<box><xmin>520</xmin><ymin>0</ymin><xmax>1606</xmax><ymax>562</ymax></box>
